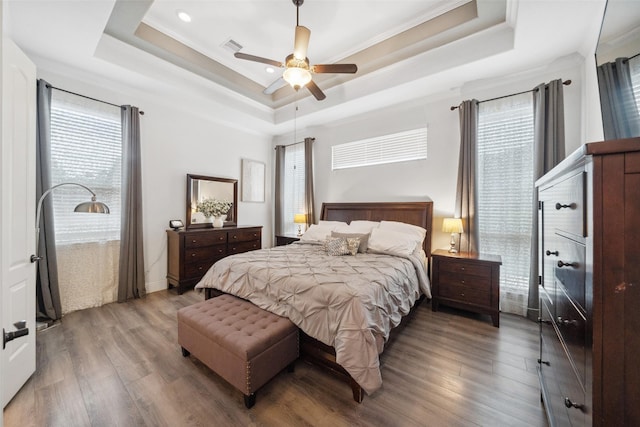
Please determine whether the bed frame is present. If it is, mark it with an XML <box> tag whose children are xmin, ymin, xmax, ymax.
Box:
<box><xmin>300</xmin><ymin>201</ymin><xmax>434</xmax><ymax>403</ymax></box>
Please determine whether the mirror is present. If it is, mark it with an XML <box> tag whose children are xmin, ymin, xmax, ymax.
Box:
<box><xmin>186</xmin><ymin>174</ymin><xmax>238</xmax><ymax>229</ymax></box>
<box><xmin>595</xmin><ymin>0</ymin><xmax>640</xmax><ymax>139</ymax></box>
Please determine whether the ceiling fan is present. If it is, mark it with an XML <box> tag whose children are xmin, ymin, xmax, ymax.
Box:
<box><xmin>234</xmin><ymin>0</ymin><xmax>358</xmax><ymax>101</ymax></box>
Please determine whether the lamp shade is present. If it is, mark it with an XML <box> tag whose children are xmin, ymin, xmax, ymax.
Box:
<box><xmin>442</xmin><ymin>218</ymin><xmax>463</xmax><ymax>234</ymax></box>
<box><xmin>294</xmin><ymin>213</ymin><xmax>306</xmax><ymax>224</ymax></box>
<box><xmin>283</xmin><ymin>67</ymin><xmax>312</xmax><ymax>89</ymax></box>
<box><xmin>74</xmin><ymin>198</ymin><xmax>110</xmax><ymax>214</ymax></box>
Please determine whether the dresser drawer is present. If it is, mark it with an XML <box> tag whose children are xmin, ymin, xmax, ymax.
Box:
<box><xmin>228</xmin><ymin>240</ymin><xmax>261</xmax><ymax>254</ymax></box>
<box><xmin>555</xmin><ymin>285</ymin><xmax>587</xmax><ymax>389</ymax></box>
<box><xmin>439</xmin><ymin>282</ymin><xmax>491</xmax><ymax>306</ymax></box>
<box><xmin>228</xmin><ymin>229</ymin><xmax>262</xmax><ymax>243</ymax></box>
<box><xmin>184</xmin><ymin>258</ymin><xmax>219</xmax><ymax>279</ymax></box>
<box><xmin>185</xmin><ymin>244</ymin><xmax>226</xmax><ymax>263</ymax></box>
<box><xmin>184</xmin><ymin>231</ymin><xmax>227</xmax><ymax>248</ymax></box>
<box><xmin>438</xmin><ymin>259</ymin><xmax>491</xmax><ymax>278</ymax></box>
<box><xmin>554</xmin><ymin>236</ymin><xmax>586</xmax><ymax>313</ymax></box>
<box><xmin>549</xmin><ymin>171</ymin><xmax>585</xmax><ymax>238</ymax></box>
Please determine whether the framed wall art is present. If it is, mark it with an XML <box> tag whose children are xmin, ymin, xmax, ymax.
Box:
<box><xmin>241</xmin><ymin>158</ymin><xmax>265</xmax><ymax>202</ymax></box>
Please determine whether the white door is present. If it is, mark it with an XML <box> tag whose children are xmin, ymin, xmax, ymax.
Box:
<box><xmin>1</xmin><ymin>38</ymin><xmax>36</xmax><ymax>408</ymax></box>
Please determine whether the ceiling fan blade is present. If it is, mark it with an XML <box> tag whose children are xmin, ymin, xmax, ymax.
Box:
<box><xmin>293</xmin><ymin>26</ymin><xmax>310</xmax><ymax>60</ymax></box>
<box><xmin>234</xmin><ymin>52</ymin><xmax>282</xmax><ymax>67</ymax></box>
<box><xmin>306</xmin><ymin>80</ymin><xmax>326</xmax><ymax>101</ymax></box>
<box><xmin>312</xmin><ymin>64</ymin><xmax>358</xmax><ymax>74</ymax></box>
<box><xmin>263</xmin><ymin>77</ymin><xmax>286</xmax><ymax>95</ymax></box>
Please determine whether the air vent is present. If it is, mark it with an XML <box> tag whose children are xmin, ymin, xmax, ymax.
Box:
<box><xmin>222</xmin><ymin>39</ymin><xmax>243</xmax><ymax>53</ymax></box>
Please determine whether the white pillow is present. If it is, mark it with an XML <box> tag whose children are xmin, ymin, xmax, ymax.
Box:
<box><xmin>379</xmin><ymin>220</ymin><xmax>426</xmax><ymax>247</ymax></box>
<box><xmin>300</xmin><ymin>221</ymin><xmax>347</xmax><ymax>242</ymax></box>
<box><xmin>347</xmin><ymin>220</ymin><xmax>380</xmax><ymax>233</ymax></box>
<box><xmin>368</xmin><ymin>228</ymin><xmax>417</xmax><ymax>256</ymax></box>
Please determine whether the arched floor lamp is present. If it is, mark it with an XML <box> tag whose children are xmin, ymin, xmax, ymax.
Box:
<box><xmin>30</xmin><ymin>182</ymin><xmax>110</xmax><ymax>263</ymax></box>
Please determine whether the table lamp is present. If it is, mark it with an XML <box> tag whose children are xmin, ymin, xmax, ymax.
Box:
<box><xmin>294</xmin><ymin>213</ymin><xmax>306</xmax><ymax>236</ymax></box>
<box><xmin>442</xmin><ymin>218</ymin><xmax>463</xmax><ymax>253</ymax></box>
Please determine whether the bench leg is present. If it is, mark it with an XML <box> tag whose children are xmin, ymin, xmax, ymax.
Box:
<box><xmin>181</xmin><ymin>347</ymin><xmax>190</xmax><ymax>357</ymax></box>
<box><xmin>244</xmin><ymin>393</ymin><xmax>256</xmax><ymax>409</ymax></box>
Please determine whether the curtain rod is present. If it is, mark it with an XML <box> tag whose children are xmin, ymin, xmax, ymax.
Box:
<box><xmin>450</xmin><ymin>79</ymin><xmax>572</xmax><ymax>111</ymax></box>
<box><xmin>46</xmin><ymin>84</ymin><xmax>144</xmax><ymax>115</ymax></box>
<box><xmin>274</xmin><ymin>137</ymin><xmax>315</xmax><ymax>149</ymax></box>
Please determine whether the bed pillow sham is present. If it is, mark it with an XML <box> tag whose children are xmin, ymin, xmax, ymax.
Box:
<box><xmin>379</xmin><ymin>220</ymin><xmax>426</xmax><ymax>248</ymax></box>
<box><xmin>367</xmin><ymin>227</ymin><xmax>417</xmax><ymax>256</ymax></box>
<box><xmin>300</xmin><ymin>221</ymin><xmax>348</xmax><ymax>242</ymax></box>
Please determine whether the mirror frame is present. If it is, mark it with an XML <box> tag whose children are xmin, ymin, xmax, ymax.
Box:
<box><xmin>186</xmin><ymin>174</ymin><xmax>238</xmax><ymax>229</ymax></box>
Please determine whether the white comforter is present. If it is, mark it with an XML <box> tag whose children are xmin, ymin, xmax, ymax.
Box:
<box><xmin>195</xmin><ymin>241</ymin><xmax>430</xmax><ymax>394</ymax></box>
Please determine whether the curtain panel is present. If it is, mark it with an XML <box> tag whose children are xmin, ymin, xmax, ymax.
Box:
<box><xmin>527</xmin><ymin>79</ymin><xmax>566</xmax><ymax>321</ymax></box>
<box><xmin>35</xmin><ymin>79</ymin><xmax>62</xmax><ymax>321</ymax></box>
<box><xmin>274</xmin><ymin>145</ymin><xmax>286</xmax><ymax>236</ymax></box>
<box><xmin>304</xmin><ymin>137</ymin><xmax>316</xmax><ymax>225</ymax></box>
<box><xmin>455</xmin><ymin>99</ymin><xmax>479</xmax><ymax>254</ymax></box>
<box><xmin>118</xmin><ymin>105</ymin><xmax>146</xmax><ymax>302</ymax></box>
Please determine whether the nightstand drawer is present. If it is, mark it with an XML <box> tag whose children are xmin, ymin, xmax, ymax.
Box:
<box><xmin>438</xmin><ymin>260</ymin><xmax>492</xmax><ymax>278</ymax></box>
<box><xmin>439</xmin><ymin>283</ymin><xmax>491</xmax><ymax>306</ymax></box>
<box><xmin>439</xmin><ymin>270</ymin><xmax>491</xmax><ymax>290</ymax></box>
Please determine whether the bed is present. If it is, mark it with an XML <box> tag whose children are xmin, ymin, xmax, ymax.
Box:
<box><xmin>195</xmin><ymin>201</ymin><xmax>433</xmax><ymax>402</ymax></box>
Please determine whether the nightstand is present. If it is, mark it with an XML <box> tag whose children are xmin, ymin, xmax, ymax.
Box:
<box><xmin>431</xmin><ymin>249</ymin><xmax>502</xmax><ymax>327</ymax></box>
<box><xmin>275</xmin><ymin>234</ymin><xmax>300</xmax><ymax>246</ymax></box>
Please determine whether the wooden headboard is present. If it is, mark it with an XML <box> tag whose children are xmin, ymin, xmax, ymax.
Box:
<box><xmin>320</xmin><ymin>201</ymin><xmax>433</xmax><ymax>256</ymax></box>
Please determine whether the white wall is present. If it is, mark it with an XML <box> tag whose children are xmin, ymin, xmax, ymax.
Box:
<box><xmin>279</xmin><ymin>54</ymin><xmax>592</xmax><ymax>252</ymax></box>
<box><xmin>37</xmin><ymin>67</ymin><xmax>273</xmax><ymax>295</ymax></box>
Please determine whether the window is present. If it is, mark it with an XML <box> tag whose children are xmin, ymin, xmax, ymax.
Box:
<box><xmin>332</xmin><ymin>128</ymin><xmax>427</xmax><ymax>170</ymax></box>
<box><xmin>283</xmin><ymin>142</ymin><xmax>306</xmax><ymax>235</ymax></box>
<box><xmin>477</xmin><ymin>93</ymin><xmax>534</xmax><ymax>316</ymax></box>
<box><xmin>50</xmin><ymin>90</ymin><xmax>122</xmax><ymax>244</ymax></box>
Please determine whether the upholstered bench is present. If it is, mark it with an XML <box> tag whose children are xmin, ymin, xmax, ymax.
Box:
<box><xmin>177</xmin><ymin>294</ymin><xmax>298</xmax><ymax>408</ymax></box>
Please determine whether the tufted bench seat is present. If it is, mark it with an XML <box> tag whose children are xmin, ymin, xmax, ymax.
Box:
<box><xmin>177</xmin><ymin>294</ymin><xmax>298</xmax><ymax>408</ymax></box>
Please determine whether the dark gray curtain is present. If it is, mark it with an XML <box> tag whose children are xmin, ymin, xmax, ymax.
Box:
<box><xmin>527</xmin><ymin>80</ymin><xmax>566</xmax><ymax>321</ymax></box>
<box><xmin>304</xmin><ymin>137</ymin><xmax>316</xmax><ymax>225</ymax></box>
<box><xmin>455</xmin><ymin>100</ymin><xmax>479</xmax><ymax>254</ymax></box>
<box><xmin>35</xmin><ymin>79</ymin><xmax>62</xmax><ymax>320</ymax></box>
<box><xmin>118</xmin><ymin>106</ymin><xmax>146</xmax><ymax>302</ymax></box>
<box><xmin>597</xmin><ymin>58</ymin><xmax>640</xmax><ymax>140</ymax></box>
<box><xmin>274</xmin><ymin>145</ymin><xmax>286</xmax><ymax>236</ymax></box>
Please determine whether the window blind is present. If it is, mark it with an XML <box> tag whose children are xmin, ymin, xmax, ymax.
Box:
<box><xmin>283</xmin><ymin>142</ymin><xmax>306</xmax><ymax>235</ymax></box>
<box><xmin>630</xmin><ymin>55</ymin><xmax>640</xmax><ymax>113</ymax></box>
<box><xmin>477</xmin><ymin>92</ymin><xmax>534</xmax><ymax>316</ymax></box>
<box><xmin>50</xmin><ymin>90</ymin><xmax>122</xmax><ymax>244</ymax></box>
<box><xmin>332</xmin><ymin>128</ymin><xmax>427</xmax><ymax>170</ymax></box>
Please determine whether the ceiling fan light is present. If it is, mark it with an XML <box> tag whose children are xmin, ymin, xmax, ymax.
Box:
<box><xmin>283</xmin><ymin>67</ymin><xmax>312</xmax><ymax>89</ymax></box>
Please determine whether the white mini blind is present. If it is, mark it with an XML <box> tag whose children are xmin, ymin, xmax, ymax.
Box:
<box><xmin>630</xmin><ymin>55</ymin><xmax>640</xmax><ymax>113</ymax></box>
<box><xmin>50</xmin><ymin>90</ymin><xmax>122</xmax><ymax>244</ymax></box>
<box><xmin>477</xmin><ymin>92</ymin><xmax>534</xmax><ymax>316</ymax></box>
<box><xmin>332</xmin><ymin>128</ymin><xmax>427</xmax><ymax>170</ymax></box>
<box><xmin>283</xmin><ymin>142</ymin><xmax>306</xmax><ymax>235</ymax></box>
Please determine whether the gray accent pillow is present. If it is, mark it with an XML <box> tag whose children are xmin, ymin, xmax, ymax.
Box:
<box><xmin>331</xmin><ymin>231</ymin><xmax>370</xmax><ymax>253</ymax></box>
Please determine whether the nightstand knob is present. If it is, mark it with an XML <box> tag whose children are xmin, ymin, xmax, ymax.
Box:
<box><xmin>460</xmin><ymin>267</ymin><xmax>465</xmax><ymax>271</ymax></box>
<box><xmin>460</xmin><ymin>280</ymin><xmax>465</xmax><ymax>284</ymax></box>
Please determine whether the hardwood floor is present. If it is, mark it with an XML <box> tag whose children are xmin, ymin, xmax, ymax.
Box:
<box><xmin>4</xmin><ymin>290</ymin><xmax>547</xmax><ymax>427</ymax></box>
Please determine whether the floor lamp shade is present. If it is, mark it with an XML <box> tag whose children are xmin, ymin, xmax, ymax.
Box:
<box><xmin>31</xmin><ymin>182</ymin><xmax>110</xmax><ymax>263</ymax></box>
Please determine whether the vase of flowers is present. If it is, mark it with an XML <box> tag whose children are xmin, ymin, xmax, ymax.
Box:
<box><xmin>196</xmin><ymin>198</ymin><xmax>232</xmax><ymax>227</ymax></box>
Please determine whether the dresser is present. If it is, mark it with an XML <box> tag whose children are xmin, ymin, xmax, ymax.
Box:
<box><xmin>167</xmin><ymin>226</ymin><xmax>262</xmax><ymax>294</ymax></box>
<box><xmin>431</xmin><ymin>249</ymin><xmax>502</xmax><ymax>327</ymax></box>
<box><xmin>536</xmin><ymin>137</ymin><xmax>640</xmax><ymax>426</ymax></box>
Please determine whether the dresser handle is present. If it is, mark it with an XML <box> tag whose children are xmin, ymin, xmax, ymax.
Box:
<box><xmin>555</xmin><ymin>202</ymin><xmax>575</xmax><ymax>210</ymax></box>
<box><xmin>537</xmin><ymin>358</ymin><xmax>550</xmax><ymax>366</ymax></box>
<box><xmin>538</xmin><ymin>318</ymin><xmax>552</xmax><ymax>325</ymax></box>
<box><xmin>233</xmin><ymin>235</ymin><xmax>238</xmax><ymax>239</ymax></box>
<box><xmin>564</xmin><ymin>397</ymin><xmax>583</xmax><ymax>410</ymax></box>
<box><xmin>460</xmin><ymin>280</ymin><xmax>465</xmax><ymax>284</ymax></box>
<box><xmin>557</xmin><ymin>260</ymin><xmax>577</xmax><ymax>268</ymax></box>
<box><xmin>460</xmin><ymin>267</ymin><xmax>465</xmax><ymax>271</ymax></box>
<box><xmin>192</xmin><ymin>239</ymin><xmax>197</xmax><ymax>243</ymax></box>
<box><xmin>557</xmin><ymin>316</ymin><xmax>577</xmax><ymax>327</ymax></box>
<box><xmin>545</xmin><ymin>250</ymin><xmax>559</xmax><ymax>256</ymax></box>
<box><xmin>191</xmin><ymin>253</ymin><xmax>196</xmax><ymax>257</ymax></box>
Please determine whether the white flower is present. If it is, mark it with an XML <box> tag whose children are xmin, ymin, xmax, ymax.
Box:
<box><xmin>196</xmin><ymin>198</ymin><xmax>232</xmax><ymax>218</ymax></box>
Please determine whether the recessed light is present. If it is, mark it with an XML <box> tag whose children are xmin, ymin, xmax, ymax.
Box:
<box><xmin>177</xmin><ymin>10</ymin><xmax>191</xmax><ymax>23</ymax></box>
<box><xmin>265</xmin><ymin>67</ymin><xmax>275</xmax><ymax>74</ymax></box>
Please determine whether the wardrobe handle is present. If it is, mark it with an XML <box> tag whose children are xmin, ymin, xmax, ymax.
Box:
<box><xmin>555</xmin><ymin>202</ymin><xmax>575</xmax><ymax>210</ymax></box>
<box><xmin>557</xmin><ymin>316</ymin><xmax>577</xmax><ymax>327</ymax></box>
<box><xmin>546</xmin><ymin>250</ymin><xmax>559</xmax><ymax>256</ymax></box>
<box><xmin>537</xmin><ymin>358</ymin><xmax>550</xmax><ymax>366</ymax></box>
